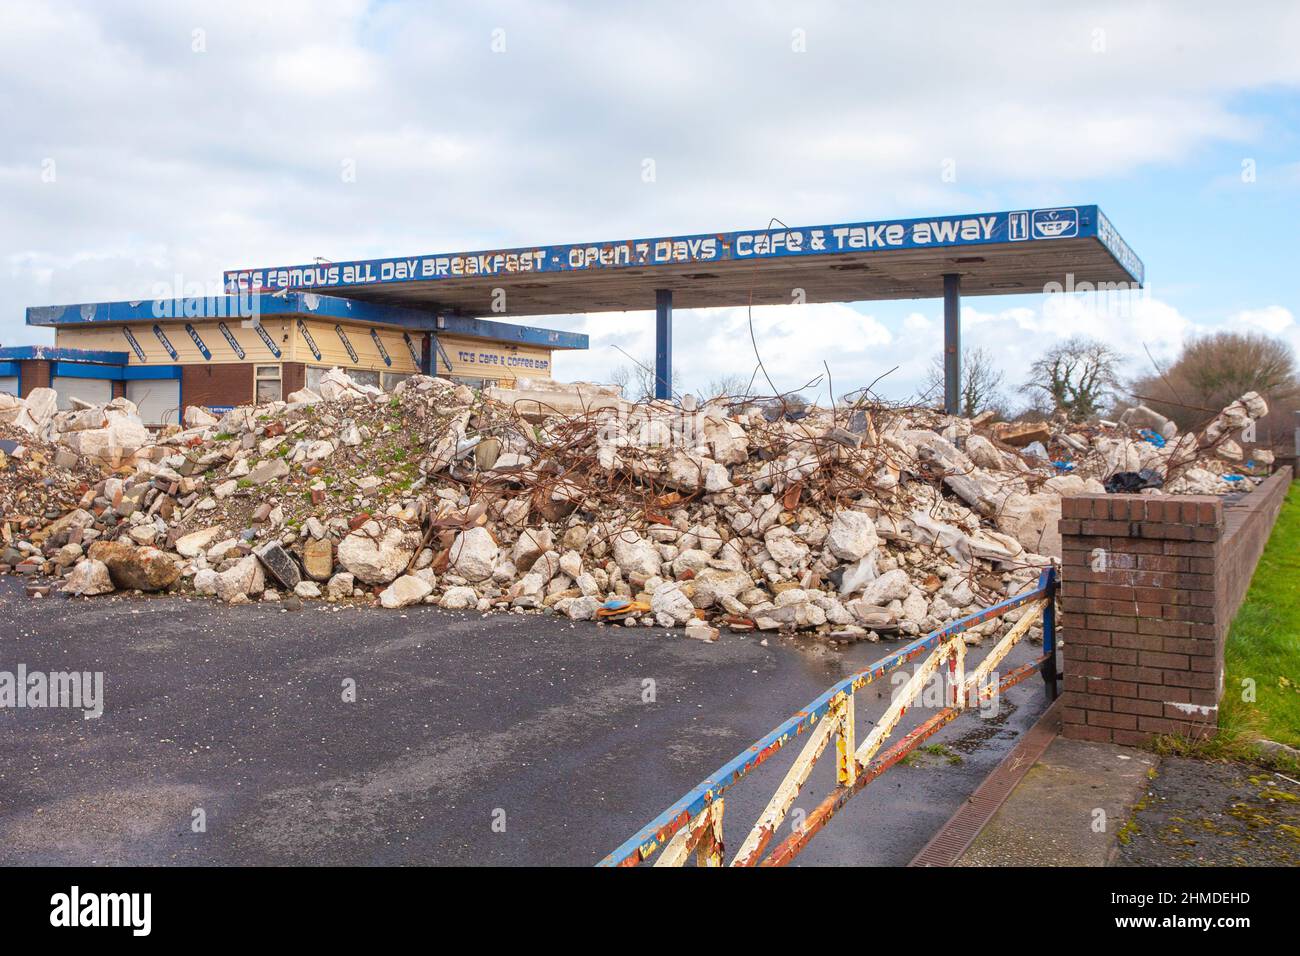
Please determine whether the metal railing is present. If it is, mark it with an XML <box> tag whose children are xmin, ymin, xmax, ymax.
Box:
<box><xmin>598</xmin><ymin>567</ymin><xmax>1058</xmax><ymax>867</ymax></box>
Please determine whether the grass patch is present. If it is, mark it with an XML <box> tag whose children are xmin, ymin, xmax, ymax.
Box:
<box><xmin>900</xmin><ymin>743</ymin><xmax>963</xmax><ymax>767</ymax></box>
<box><xmin>1148</xmin><ymin>728</ymin><xmax>1300</xmax><ymax>777</ymax></box>
<box><xmin>1222</xmin><ymin>484</ymin><xmax>1300</xmax><ymax>749</ymax></box>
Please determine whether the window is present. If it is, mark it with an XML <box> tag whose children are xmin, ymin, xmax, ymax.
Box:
<box><xmin>303</xmin><ymin>366</ymin><xmax>406</xmax><ymax>392</ymax></box>
<box><xmin>450</xmin><ymin>375</ymin><xmax>502</xmax><ymax>391</ymax></box>
<box><xmin>255</xmin><ymin>365</ymin><xmax>282</xmax><ymax>403</ymax></box>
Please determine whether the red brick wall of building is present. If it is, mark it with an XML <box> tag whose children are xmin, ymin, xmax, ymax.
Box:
<box><xmin>181</xmin><ymin>363</ymin><xmax>253</xmax><ymax>412</ymax></box>
<box><xmin>17</xmin><ymin>359</ymin><xmax>51</xmax><ymax>397</ymax></box>
<box><xmin>282</xmin><ymin>362</ymin><xmax>305</xmax><ymax>398</ymax></box>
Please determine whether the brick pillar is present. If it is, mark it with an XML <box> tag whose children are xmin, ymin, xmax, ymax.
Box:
<box><xmin>1058</xmin><ymin>495</ymin><xmax>1223</xmax><ymax>746</ymax></box>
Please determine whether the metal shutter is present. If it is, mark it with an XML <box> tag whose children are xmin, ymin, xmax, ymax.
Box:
<box><xmin>51</xmin><ymin>376</ymin><xmax>113</xmax><ymax>410</ymax></box>
<box><xmin>126</xmin><ymin>379</ymin><xmax>181</xmax><ymax>427</ymax></box>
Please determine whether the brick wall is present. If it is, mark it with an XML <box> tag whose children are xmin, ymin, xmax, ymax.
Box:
<box><xmin>17</xmin><ymin>359</ymin><xmax>51</xmax><ymax>396</ymax></box>
<box><xmin>1058</xmin><ymin>468</ymin><xmax>1292</xmax><ymax>746</ymax></box>
<box><xmin>282</xmin><ymin>362</ymin><xmax>305</xmax><ymax>398</ymax></box>
<box><xmin>181</xmin><ymin>363</ymin><xmax>253</xmax><ymax>412</ymax></box>
<box><xmin>1218</xmin><ymin>472</ymin><xmax>1290</xmax><ymax>630</ymax></box>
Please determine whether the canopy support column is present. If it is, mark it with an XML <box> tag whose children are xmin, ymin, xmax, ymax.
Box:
<box><xmin>943</xmin><ymin>273</ymin><xmax>961</xmax><ymax>416</ymax></box>
<box><xmin>655</xmin><ymin>289</ymin><xmax>673</xmax><ymax>400</ymax></box>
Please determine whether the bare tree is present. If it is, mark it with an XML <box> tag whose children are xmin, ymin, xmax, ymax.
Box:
<box><xmin>924</xmin><ymin>346</ymin><xmax>1007</xmax><ymax>417</ymax></box>
<box><xmin>704</xmin><ymin>373</ymin><xmax>753</xmax><ymax>401</ymax></box>
<box><xmin>1020</xmin><ymin>337</ymin><xmax>1123</xmax><ymax>422</ymax></box>
<box><xmin>608</xmin><ymin>357</ymin><xmax>678</xmax><ymax>402</ymax></box>
<box><xmin>1130</xmin><ymin>330</ymin><xmax>1299</xmax><ymax>448</ymax></box>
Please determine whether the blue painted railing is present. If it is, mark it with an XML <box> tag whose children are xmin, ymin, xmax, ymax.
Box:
<box><xmin>599</xmin><ymin>566</ymin><xmax>1058</xmax><ymax>867</ymax></box>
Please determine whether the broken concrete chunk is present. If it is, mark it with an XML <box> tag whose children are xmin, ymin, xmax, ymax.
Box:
<box><xmin>215</xmin><ymin>555</ymin><xmax>264</xmax><ymax>602</ymax></box>
<box><xmin>448</xmin><ymin>526</ymin><xmax>499</xmax><ymax>583</ymax></box>
<box><xmin>379</xmin><ymin>574</ymin><xmax>433</xmax><ymax>609</ymax></box>
<box><xmin>827</xmin><ymin>510</ymin><xmax>879</xmax><ymax>562</ymax></box>
<box><xmin>62</xmin><ymin>559</ymin><xmax>114</xmax><ymax>596</ymax></box>
<box><xmin>86</xmin><ymin>541</ymin><xmax>179</xmax><ymax>592</ymax></box>
<box><xmin>337</xmin><ymin>521</ymin><xmax>419</xmax><ymax>585</ymax></box>
<box><xmin>301</xmin><ymin>537</ymin><xmax>334</xmax><ymax>581</ymax></box>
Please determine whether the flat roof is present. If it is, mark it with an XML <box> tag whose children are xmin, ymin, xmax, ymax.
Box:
<box><xmin>25</xmin><ymin>292</ymin><xmax>588</xmax><ymax>350</ymax></box>
<box><xmin>223</xmin><ymin>205</ymin><xmax>1143</xmax><ymax>317</ymax></box>
<box><xmin>0</xmin><ymin>345</ymin><xmax>130</xmax><ymax>364</ymax></box>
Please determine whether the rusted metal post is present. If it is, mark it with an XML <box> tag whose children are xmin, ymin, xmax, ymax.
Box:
<box><xmin>943</xmin><ymin>273</ymin><xmax>960</xmax><ymax>415</ymax></box>
<box><xmin>835</xmin><ymin>692</ymin><xmax>857</xmax><ymax>788</ymax></box>
<box><xmin>949</xmin><ymin>635</ymin><xmax>966</xmax><ymax>709</ymax></box>
<box><xmin>696</xmin><ymin>799</ymin><xmax>725</xmax><ymax>867</ymax></box>
<box><xmin>654</xmin><ymin>289</ymin><xmax>672</xmax><ymax>400</ymax></box>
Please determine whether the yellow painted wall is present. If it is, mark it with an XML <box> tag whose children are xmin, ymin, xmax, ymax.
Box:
<box><xmin>436</xmin><ymin>335</ymin><xmax>553</xmax><ymax>382</ymax></box>
<box><xmin>55</xmin><ymin>318</ymin><xmax>424</xmax><ymax>374</ymax></box>
<box><xmin>54</xmin><ymin>321</ymin><xmax>556</xmax><ymax>384</ymax></box>
<box><xmin>293</xmin><ymin>319</ymin><xmax>420</xmax><ymax>374</ymax></box>
<box><xmin>57</xmin><ymin>319</ymin><xmax>294</xmax><ymax>365</ymax></box>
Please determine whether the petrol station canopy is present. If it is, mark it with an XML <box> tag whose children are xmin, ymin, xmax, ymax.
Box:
<box><xmin>223</xmin><ymin>205</ymin><xmax>1143</xmax><ymax>317</ymax></box>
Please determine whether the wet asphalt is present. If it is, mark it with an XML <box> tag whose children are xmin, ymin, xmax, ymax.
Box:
<box><xmin>0</xmin><ymin>576</ymin><xmax>1049</xmax><ymax>866</ymax></box>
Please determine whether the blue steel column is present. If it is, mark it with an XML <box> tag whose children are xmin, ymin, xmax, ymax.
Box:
<box><xmin>1039</xmin><ymin>566</ymin><xmax>1058</xmax><ymax>700</ymax></box>
<box><xmin>943</xmin><ymin>273</ymin><xmax>961</xmax><ymax>416</ymax></box>
<box><xmin>654</xmin><ymin>289</ymin><xmax>673</xmax><ymax>400</ymax></box>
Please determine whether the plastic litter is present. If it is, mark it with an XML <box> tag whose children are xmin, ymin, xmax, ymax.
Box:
<box><xmin>1103</xmin><ymin>469</ymin><xmax>1165</xmax><ymax>494</ymax></box>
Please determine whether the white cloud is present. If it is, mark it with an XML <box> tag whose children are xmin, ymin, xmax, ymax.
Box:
<box><xmin>1229</xmin><ymin>305</ymin><xmax>1295</xmax><ymax>335</ymax></box>
<box><xmin>551</xmin><ymin>289</ymin><xmax>1221</xmax><ymax>408</ymax></box>
<box><xmin>1</xmin><ymin>0</ymin><xmax>1298</xmax><ymax>396</ymax></box>
<box><xmin>269</xmin><ymin>43</ymin><xmax>377</xmax><ymax>95</ymax></box>
<box><xmin>550</xmin><ymin>302</ymin><xmax>890</xmax><ymax>398</ymax></box>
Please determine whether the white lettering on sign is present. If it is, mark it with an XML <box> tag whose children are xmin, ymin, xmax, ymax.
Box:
<box><xmin>736</xmin><ymin>231</ymin><xmax>805</xmax><ymax>256</ymax></box>
<box><xmin>223</xmin><ymin>207</ymin><xmax>1126</xmax><ymax>295</ymax></box>
<box><xmin>911</xmin><ymin>216</ymin><xmax>995</xmax><ymax>244</ymax></box>
<box><xmin>455</xmin><ymin>349</ymin><xmax>551</xmax><ymax>372</ymax></box>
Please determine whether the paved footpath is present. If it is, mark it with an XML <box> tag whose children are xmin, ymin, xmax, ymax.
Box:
<box><xmin>0</xmin><ymin>577</ymin><xmax>1048</xmax><ymax>866</ymax></box>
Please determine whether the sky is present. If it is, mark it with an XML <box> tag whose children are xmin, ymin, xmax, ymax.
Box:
<box><xmin>2</xmin><ymin>0</ymin><xmax>1298</xmax><ymax>407</ymax></box>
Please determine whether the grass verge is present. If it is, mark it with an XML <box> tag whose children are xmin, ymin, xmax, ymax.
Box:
<box><xmin>1220</xmin><ymin>483</ymin><xmax>1300</xmax><ymax>750</ymax></box>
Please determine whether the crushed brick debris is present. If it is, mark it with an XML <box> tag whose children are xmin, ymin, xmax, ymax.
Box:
<box><xmin>0</xmin><ymin>371</ymin><xmax>1274</xmax><ymax>644</ymax></box>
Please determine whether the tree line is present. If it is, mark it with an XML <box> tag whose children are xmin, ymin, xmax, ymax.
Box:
<box><xmin>606</xmin><ymin>329</ymin><xmax>1299</xmax><ymax>451</ymax></box>
<box><xmin>927</xmin><ymin>331</ymin><xmax>1299</xmax><ymax>450</ymax></box>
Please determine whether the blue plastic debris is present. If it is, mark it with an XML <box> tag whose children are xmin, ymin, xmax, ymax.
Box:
<box><xmin>1138</xmin><ymin>428</ymin><xmax>1166</xmax><ymax>448</ymax></box>
<box><xmin>1223</xmin><ymin>474</ymin><xmax>1244</xmax><ymax>482</ymax></box>
<box><xmin>1052</xmin><ymin>460</ymin><xmax>1075</xmax><ymax>472</ymax></box>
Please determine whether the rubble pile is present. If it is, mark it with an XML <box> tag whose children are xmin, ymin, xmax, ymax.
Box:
<box><xmin>0</xmin><ymin>419</ymin><xmax>106</xmax><ymax>573</ymax></box>
<box><xmin>0</xmin><ymin>370</ymin><xmax>1274</xmax><ymax>644</ymax></box>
